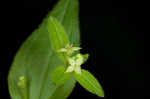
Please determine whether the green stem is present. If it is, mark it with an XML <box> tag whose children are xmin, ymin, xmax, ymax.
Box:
<box><xmin>22</xmin><ymin>87</ymin><xmax>28</xmax><ymax>99</ymax></box>
<box><xmin>63</xmin><ymin>53</ymin><xmax>68</xmax><ymax>67</ymax></box>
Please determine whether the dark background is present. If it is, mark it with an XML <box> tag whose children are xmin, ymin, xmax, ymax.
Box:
<box><xmin>1</xmin><ymin>0</ymin><xmax>149</xmax><ymax>99</ymax></box>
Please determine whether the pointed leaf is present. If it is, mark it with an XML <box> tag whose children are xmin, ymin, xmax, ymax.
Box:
<box><xmin>50</xmin><ymin>76</ymin><xmax>75</xmax><ymax>99</ymax></box>
<box><xmin>83</xmin><ymin>54</ymin><xmax>89</xmax><ymax>63</ymax></box>
<box><xmin>73</xmin><ymin>69</ymin><xmax>104</xmax><ymax>97</ymax></box>
<box><xmin>48</xmin><ymin>16</ymin><xmax>69</xmax><ymax>62</ymax></box>
<box><xmin>51</xmin><ymin>66</ymin><xmax>70</xmax><ymax>86</ymax></box>
<box><xmin>48</xmin><ymin>16</ymin><xmax>69</xmax><ymax>50</ymax></box>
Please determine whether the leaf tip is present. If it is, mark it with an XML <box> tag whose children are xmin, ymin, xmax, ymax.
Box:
<box><xmin>97</xmin><ymin>90</ymin><xmax>105</xmax><ymax>98</ymax></box>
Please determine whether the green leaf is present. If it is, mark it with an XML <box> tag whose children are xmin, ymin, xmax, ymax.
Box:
<box><xmin>73</xmin><ymin>69</ymin><xmax>104</xmax><ymax>97</ymax></box>
<box><xmin>50</xmin><ymin>0</ymin><xmax>80</xmax><ymax>47</ymax></box>
<box><xmin>82</xmin><ymin>54</ymin><xmax>89</xmax><ymax>63</ymax></box>
<box><xmin>8</xmin><ymin>0</ymin><xmax>80</xmax><ymax>99</ymax></box>
<box><xmin>48</xmin><ymin>16</ymin><xmax>69</xmax><ymax>50</ymax></box>
<box><xmin>48</xmin><ymin>16</ymin><xmax>69</xmax><ymax>62</ymax></box>
<box><xmin>51</xmin><ymin>66</ymin><xmax>70</xmax><ymax>86</ymax></box>
<box><xmin>50</xmin><ymin>76</ymin><xmax>75</xmax><ymax>99</ymax></box>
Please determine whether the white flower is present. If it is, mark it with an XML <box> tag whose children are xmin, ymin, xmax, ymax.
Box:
<box><xmin>58</xmin><ymin>44</ymin><xmax>81</xmax><ymax>56</ymax></box>
<box><xmin>65</xmin><ymin>54</ymin><xmax>83</xmax><ymax>74</ymax></box>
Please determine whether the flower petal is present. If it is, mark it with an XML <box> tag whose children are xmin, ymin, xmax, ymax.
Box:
<box><xmin>74</xmin><ymin>65</ymin><xmax>81</xmax><ymax>74</ymax></box>
<box><xmin>65</xmin><ymin>66</ymin><xmax>74</xmax><ymax>73</ymax></box>
<box><xmin>75</xmin><ymin>54</ymin><xmax>84</xmax><ymax>66</ymax></box>
<box><xmin>68</xmin><ymin>58</ymin><xmax>75</xmax><ymax>66</ymax></box>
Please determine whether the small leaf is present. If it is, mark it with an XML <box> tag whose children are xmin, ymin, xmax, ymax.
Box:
<box><xmin>73</xmin><ymin>69</ymin><xmax>104</xmax><ymax>97</ymax></box>
<box><xmin>83</xmin><ymin>54</ymin><xmax>89</xmax><ymax>63</ymax></box>
<box><xmin>51</xmin><ymin>66</ymin><xmax>71</xmax><ymax>86</ymax></box>
<box><xmin>48</xmin><ymin>16</ymin><xmax>70</xmax><ymax>62</ymax></box>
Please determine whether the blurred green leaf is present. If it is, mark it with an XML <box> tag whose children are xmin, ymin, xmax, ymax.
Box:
<box><xmin>51</xmin><ymin>66</ymin><xmax>70</xmax><ymax>86</ymax></box>
<box><xmin>82</xmin><ymin>54</ymin><xmax>89</xmax><ymax>63</ymax></box>
<box><xmin>8</xmin><ymin>0</ymin><xmax>80</xmax><ymax>99</ymax></box>
<box><xmin>48</xmin><ymin>16</ymin><xmax>69</xmax><ymax>63</ymax></box>
<box><xmin>73</xmin><ymin>69</ymin><xmax>104</xmax><ymax>97</ymax></box>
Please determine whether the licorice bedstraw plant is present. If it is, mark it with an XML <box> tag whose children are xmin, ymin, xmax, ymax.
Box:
<box><xmin>8</xmin><ymin>0</ymin><xmax>104</xmax><ymax>99</ymax></box>
<box><xmin>48</xmin><ymin>16</ymin><xmax>104</xmax><ymax>97</ymax></box>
